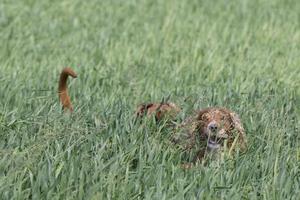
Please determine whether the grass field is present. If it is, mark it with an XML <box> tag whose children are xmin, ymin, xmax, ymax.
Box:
<box><xmin>0</xmin><ymin>0</ymin><xmax>300</xmax><ymax>199</ymax></box>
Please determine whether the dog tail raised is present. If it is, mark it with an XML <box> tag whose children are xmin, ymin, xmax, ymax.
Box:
<box><xmin>58</xmin><ymin>67</ymin><xmax>77</xmax><ymax>112</ymax></box>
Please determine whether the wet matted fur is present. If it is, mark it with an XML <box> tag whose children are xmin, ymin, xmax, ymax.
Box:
<box><xmin>173</xmin><ymin>107</ymin><xmax>247</xmax><ymax>166</ymax></box>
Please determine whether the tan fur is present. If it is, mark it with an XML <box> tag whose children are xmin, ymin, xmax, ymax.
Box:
<box><xmin>58</xmin><ymin>67</ymin><xmax>77</xmax><ymax>112</ymax></box>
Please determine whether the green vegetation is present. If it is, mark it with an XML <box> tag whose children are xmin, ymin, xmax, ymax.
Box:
<box><xmin>0</xmin><ymin>0</ymin><xmax>299</xmax><ymax>199</ymax></box>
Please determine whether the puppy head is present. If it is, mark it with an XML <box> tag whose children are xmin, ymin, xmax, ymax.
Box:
<box><xmin>196</xmin><ymin>108</ymin><xmax>247</xmax><ymax>152</ymax></box>
<box><xmin>135</xmin><ymin>102</ymin><xmax>180</xmax><ymax>121</ymax></box>
<box><xmin>197</xmin><ymin>108</ymin><xmax>233</xmax><ymax>147</ymax></box>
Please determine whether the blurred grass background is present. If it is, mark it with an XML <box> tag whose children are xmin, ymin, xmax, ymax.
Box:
<box><xmin>0</xmin><ymin>0</ymin><xmax>299</xmax><ymax>199</ymax></box>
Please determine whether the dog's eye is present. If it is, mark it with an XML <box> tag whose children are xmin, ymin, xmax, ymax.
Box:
<box><xmin>202</xmin><ymin>114</ymin><xmax>209</xmax><ymax>120</ymax></box>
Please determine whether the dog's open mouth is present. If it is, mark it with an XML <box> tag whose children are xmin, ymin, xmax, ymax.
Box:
<box><xmin>207</xmin><ymin>137</ymin><xmax>221</xmax><ymax>149</ymax></box>
<box><xmin>206</xmin><ymin>129</ymin><xmax>228</xmax><ymax>145</ymax></box>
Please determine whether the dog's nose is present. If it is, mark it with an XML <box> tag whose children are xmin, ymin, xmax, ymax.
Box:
<box><xmin>208</xmin><ymin>122</ymin><xmax>218</xmax><ymax>132</ymax></box>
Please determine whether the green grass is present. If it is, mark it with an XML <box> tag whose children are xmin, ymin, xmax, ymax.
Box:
<box><xmin>0</xmin><ymin>0</ymin><xmax>300</xmax><ymax>199</ymax></box>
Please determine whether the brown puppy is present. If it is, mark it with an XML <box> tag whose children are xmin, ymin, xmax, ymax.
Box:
<box><xmin>135</xmin><ymin>102</ymin><xmax>181</xmax><ymax>121</ymax></box>
<box><xmin>58</xmin><ymin>67</ymin><xmax>77</xmax><ymax>112</ymax></box>
<box><xmin>174</xmin><ymin>107</ymin><xmax>247</xmax><ymax>167</ymax></box>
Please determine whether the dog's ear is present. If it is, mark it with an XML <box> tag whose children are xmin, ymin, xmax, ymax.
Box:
<box><xmin>229</xmin><ymin>112</ymin><xmax>247</xmax><ymax>152</ymax></box>
<box><xmin>191</xmin><ymin>110</ymin><xmax>208</xmax><ymax>136</ymax></box>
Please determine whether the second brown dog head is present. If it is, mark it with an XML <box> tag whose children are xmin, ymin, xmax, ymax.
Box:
<box><xmin>135</xmin><ymin>102</ymin><xmax>181</xmax><ymax>121</ymax></box>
